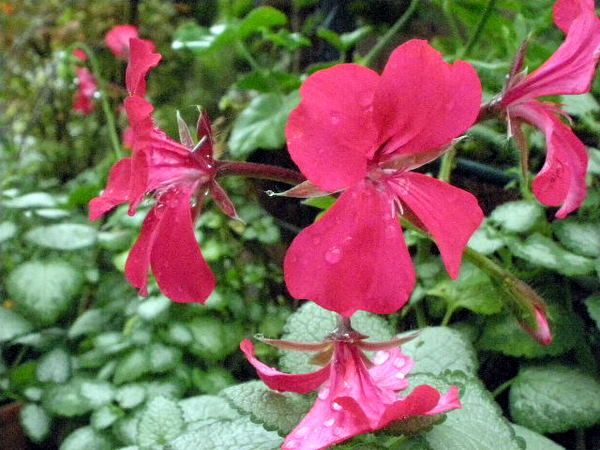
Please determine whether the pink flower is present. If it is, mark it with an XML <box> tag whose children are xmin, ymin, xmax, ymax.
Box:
<box><xmin>241</xmin><ymin>336</ymin><xmax>460</xmax><ymax>450</ymax></box>
<box><xmin>73</xmin><ymin>67</ymin><xmax>97</xmax><ymax>115</ymax></box>
<box><xmin>283</xmin><ymin>40</ymin><xmax>484</xmax><ymax>317</ymax></box>
<box><xmin>89</xmin><ymin>38</ymin><xmax>236</xmax><ymax>303</ymax></box>
<box><xmin>522</xmin><ymin>305</ymin><xmax>553</xmax><ymax>346</ymax></box>
<box><xmin>72</xmin><ymin>48</ymin><xmax>87</xmax><ymax>61</ymax></box>
<box><xmin>105</xmin><ymin>24</ymin><xmax>139</xmax><ymax>59</ymax></box>
<box><xmin>499</xmin><ymin>0</ymin><xmax>600</xmax><ymax>218</ymax></box>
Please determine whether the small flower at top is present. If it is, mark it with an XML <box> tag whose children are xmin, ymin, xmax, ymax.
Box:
<box><xmin>496</xmin><ymin>0</ymin><xmax>600</xmax><ymax>218</ymax></box>
<box><xmin>89</xmin><ymin>38</ymin><xmax>238</xmax><ymax>303</ymax></box>
<box><xmin>283</xmin><ymin>39</ymin><xmax>484</xmax><ymax>317</ymax></box>
<box><xmin>241</xmin><ymin>325</ymin><xmax>460</xmax><ymax>450</ymax></box>
<box><xmin>105</xmin><ymin>24</ymin><xmax>139</xmax><ymax>59</ymax></box>
<box><xmin>73</xmin><ymin>67</ymin><xmax>97</xmax><ymax>115</ymax></box>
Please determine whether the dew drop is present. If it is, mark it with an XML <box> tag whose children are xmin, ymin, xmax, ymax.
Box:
<box><xmin>296</xmin><ymin>426</ymin><xmax>309</xmax><ymax>437</ymax></box>
<box><xmin>332</xmin><ymin>402</ymin><xmax>342</xmax><ymax>411</ymax></box>
<box><xmin>284</xmin><ymin>440</ymin><xmax>297</xmax><ymax>449</ymax></box>
<box><xmin>324</xmin><ymin>418</ymin><xmax>335</xmax><ymax>427</ymax></box>
<box><xmin>325</xmin><ymin>247</ymin><xmax>342</xmax><ymax>264</ymax></box>
<box><xmin>373</xmin><ymin>351</ymin><xmax>390</xmax><ymax>366</ymax></box>
<box><xmin>330</xmin><ymin>112</ymin><xmax>342</xmax><ymax>125</ymax></box>
<box><xmin>358</xmin><ymin>94</ymin><xmax>372</xmax><ymax>108</ymax></box>
<box><xmin>265</xmin><ymin>190</ymin><xmax>275</xmax><ymax>197</ymax></box>
<box><xmin>393</xmin><ymin>358</ymin><xmax>405</xmax><ymax>369</ymax></box>
<box><xmin>395</xmin><ymin>372</ymin><xmax>405</xmax><ymax>380</ymax></box>
<box><xmin>318</xmin><ymin>387</ymin><xmax>330</xmax><ymax>400</ymax></box>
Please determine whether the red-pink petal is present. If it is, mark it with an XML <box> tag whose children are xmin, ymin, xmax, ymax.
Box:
<box><xmin>125</xmin><ymin>205</ymin><xmax>161</xmax><ymax>296</ymax></box>
<box><xmin>73</xmin><ymin>68</ymin><xmax>97</xmax><ymax>115</ymax></box>
<box><xmin>372</xmin><ymin>39</ymin><xmax>481</xmax><ymax>159</ymax></box>
<box><xmin>378</xmin><ymin>385</ymin><xmax>441</xmax><ymax>428</ymax></box>
<box><xmin>284</xmin><ymin>181</ymin><xmax>415</xmax><ymax>316</ymax></box>
<box><xmin>285</xmin><ymin>64</ymin><xmax>379</xmax><ymax>192</ymax></box>
<box><xmin>89</xmin><ymin>158</ymin><xmax>132</xmax><ymax>220</ymax></box>
<box><xmin>240</xmin><ymin>340</ymin><xmax>330</xmax><ymax>394</ymax></box>
<box><xmin>368</xmin><ymin>348</ymin><xmax>414</xmax><ymax>392</ymax></box>
<box><xmin>389</xmin><ymin>172</ymin><xmax>483</xmax><ymax>279</ymax></box>
<box><xmin>149</xmin><ymin>187</ymin><xmax>216</xmax><ymax>303</ymax></box>
<box><xmin>72</xmin><ymin>48</ymin><xmax>87</xmax><ymax>61</ymax></box>
<box><xmin>126</xmin><ymin>38</ymin><xmax>161</xmax><ymax>96</ymax></box>
<box><xmin>424</xmin><ymin>385</ymin><xmax>462</xmax><ymax>415</ymax></box>
<box><xmin>511</xmin><ymin>101</ymin><xmax>588</xmax><ymax>218</ymax></box>
<box><xmin>105</xmin><ymin>24</ymin><xmax>139</xmax><ymax>59</ymax></box>
<box><xmin>553</xmin><ymin>0</ymin><xmax>596</xmax><ymax>33</ymax></box>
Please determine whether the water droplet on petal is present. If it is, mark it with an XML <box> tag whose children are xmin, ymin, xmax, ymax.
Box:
<box><xmin>358</xmin><ymin>94</ymin><xmax>372</xmax><ymax>108</ymax></box>
<box><xmin>284</xmin><ymin>440</ymin><xmax>297</xmax><ymax>449</ymax></box>
<box><xmin>373</xmin><ymin>351</ymin><xmax>390</xmax><ymax>366</ymax></box>
<box><xmin>393</xmin><ymin>358</ymin><xmax>405</xmax><ymax>369</ymax></box>
<box><xmin>395</xmin><ymin>372</ymin><xmax>405</xmax><ymax>380</ymax></box>
<box><xmin>296</xmin><ymin>427</ymin><xmax>309</xmax><ymax>437</ymax></box>
<box><xmin>325</xmin><ymin>247</ymin><xmax>342</xmax><ymax>264</ymax></box>
<box><xmin>330</xmin><ymin>112</ymin><xmax>342</xmax><ymax>125</ymax></box>
<box><xmin>318</xmin><ymin>387</ymin><xmax>330</xmax><ymax>400</ymax></box>
<box><xmin>324</xmin><ymin>418</ymin><xmax>335</xmax><ymax>427</ymax></box>
<box><xmin>332</xmin><ymin>402</ymin><xmax>342</xmax><ymax>411</ymax></box>
<box><xmin>265</xmin><ymin>190</ymin><xmax>275</xmax><ymax>197</ymax></box>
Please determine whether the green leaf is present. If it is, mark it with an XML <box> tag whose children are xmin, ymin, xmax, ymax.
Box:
<box><xmin>113</xmin><ymin>349</ymin><xmax>151</xmax><ymax>384</ymax></box>
<box><xmin>489</xmin><ymin>201</ymin><xmax>544</xmax><ymax>233</ymax></box>
<box><xmin>20</xmin><ymin>404</ymin><xmax>51</xmax><ymax>443</ymax></box>
<box><xmin>148</xmin><ymin>343</ymin><xmax>181</xmax><ymax>373</ymax></box>
<box><xmin>467</xmin><ymin>224</ymin><xmax>504</xmax><ymax>255</ymax></box>
<box><xmin>179</xmin><ymin>395</ymin><xmax>239</xmax><ymax>423</ymax></box>
<box><xmin>4</xmin><ymin>192</ymin><xmax>57</xmax><ymax>209</ymax></box>
<box><xmin>25</xmin><ymin>224</ymin><xmax>97</xmax><ymax>250</ymax></box>
<box><xmin>0</xmin><ymin>221</ymin><xmax>17</xmax><ymax>243</ymax></box>
<box><xmin>510</xmin><ymin>364</ymin><xmax>600</xmax><ymax>433</ymax></box>
<box><xmin>116</xmin><ymin>384</ymin><xmax>146</xmax><ymax>409</ymax></box>
<box><xmin>172</xmin><ymin>22</ymin><xmax>236</xmax><ymax>55</ymax></box>
<box><xmin>401</xmin><ymin>327</ymin><xmax>478</xmax><ymax>376</ymax></box>
<box><xmin>7</xmin><ymin>260</ymin><xmax>82</xmax><ymax>326</ymax></box>
<box><xmin>68</xmin><ymin>309</ymin><xmax>109</xmax><ymax>339</ymax></box>
<box><xmin>239</xmin><ymin>6</ymin><xmax>287</xmax><ymax>39</ymax></box>
<box><xmin>585</xmin><ymin>295</ymin><xmax>600</xmax><ymax>330</ymax></box>
<box><xmin>91</xmin><ymin>405</ymin><xmax>123</xmax><ymax>430</ymax></box>
<box><xmin>34</xmin><ymin>208</ymin><xmax>70</xmax><ymax>219</ymax></box>
<box><xmin>221</xmin><ymin>381</ymin><xmax>312</xmax><ymax>435</ymax></box>
<box><xmin>0</xmin><ymin>308</ymin><xmax>33</xmax><ymax>343</ymax></box>
<box><xmin>137</xmin><ymin>396</ymin><xmax>185</xmax><ymax>447</ymax></box>
<box><xmin>36</xmin><ymin>348</ymin><xmax>71</xmax><ymax>383</ymax></box>
<box><xmin>561</xmin><ymin>93</ymin><xmax>600</xmax><ymax>118</ymax></box>
<box><xmin>553</xmin><ymin>219</ymin><xmax>600</xmax><ymax>258</ymax></box>
<box><xmin>192</xmin><ymin>367</ymin><xmax>236</xmax><ymax>394</ymax></box>
<box><xmin>60</xmin><ymin>426</ymin><xmax>112</xmax><ymax>450</ymax></box>
<box><xmin>236</xmin><ymin>71</ymin><xmax>301</xmax><ymax>93</ymax></box>
<box><xmin>167</xmin><ymin>416</ymin><xmax>283</xmax><ymax>450</ymax></box>
<box><xmin>188</xmin><ymin>316</ymin><xmax>245</xmax><ymax>362</ymax></box>
<box><xmin>339</xmin><ymin>26</ymin><xmax>373</xmax><ymax>50</ymax></box>
<box><xmin>228</xmin><ymin>91</ymin><xmax>300</xmax><ymax>158</ymax></box>
<box><xmin>279</xmin><ymin>302</ymin><xmax>393</xmax><ymax>374</ymax></box>
<box><xmin>511</xmin><ymin>424</ymin><xmax>564</xmax><ymax>450</ymax></box>
<box><xmin>427</xmin><ymin>263</ymin><xmax>503</xmax><ymax>315</ymax></box>
<box><xmin>508</xmin><ymin>233</ymin><xmax>595</xmax><ymax>276</ymax></box>
<box><xmin>79</xmin><ymin>379</ymin><xmax>116</xmax><ymax>408</ymax></box>
<box><xmin>137</xmin><ymin>296</ymin><xmax>170</xmax><ymax>321</ymax></box>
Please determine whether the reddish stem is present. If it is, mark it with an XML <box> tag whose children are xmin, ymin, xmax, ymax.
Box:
<box><xmin>215</xmin><ymin>160</ymin><xmax>305</xmax><ymax>185</ymax></box>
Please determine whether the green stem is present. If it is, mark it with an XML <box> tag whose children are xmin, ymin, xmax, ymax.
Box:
<box><xmin>237</xmin><ymin>40</ymin><xmax>263</xmax><ymax>73</ymax></box>
<box><xmin>492</xmin><ymin>376</ymin><xmax>515</xmax><ymax>398</ymax></box>
<box><xmin>438</xmin><ymin>148</ymin><xmax>457</xmax><ymax>182</ymax></box>
<box><xmin>442</xmin><ymin>0</ymin><xmax>464</xmax><ymax>45</ymax></box>
<box><xmin>74</xmin><ymin>43</ymin><xmax>122</xmax><ymax>159</ymax></box>
<box><xmin>415</xmin><ymin>302</ymin><xmax>427</xmax><ymax>329</ymax></box>
<box><xmin>441</xmin><ymin>306</ymin><xmax>455</xmax><ymax>326</ymax></box>
<box><xmin>460</xmin><ymin>0</ymin><xmax>497</xmax><ymax>58</ymax></box>
<box><xmin>361</xmin><ymin>0</ymin><xmax>420</xmax><ymax>67</ymax></box>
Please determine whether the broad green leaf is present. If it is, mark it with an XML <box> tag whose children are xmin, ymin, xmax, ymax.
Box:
<box><xmin>91</xmin><ymin>405</ymin><xmax>123</xmax><ymax>430</ymax></box>
<box><xmin>228</xmin><ymin>91</ymin><xmax>300</xmax><ymax>158</ymax></box>
<box><xmin>280</xmin><ymin>302</ymin><xmax>394</xmax><ymax>374</ymax></box>
<box><xmin>113</xmin><ymin>349</ymin><xmax>151</xmax><ymax>384</ymax></box>
<box><xmin>0</xmin><ymin>308</ymin><xmax>33</xmax><ymax>343</ymax></box>
<box><xmin>179</xmin><ymin>395</ymin><xmax>239</xmax><ymax>423</ymax></box>
<box><xmin>510</xmin><ymin>365</ymin><xmax>600</xmax><ymax>433</ymax></box>
<box><xmin>188</xmin><ymin>316</ymin><xmax>245</xmax><ymax>362</ymax></box>
<box><xmin>34</xmin><ymin>208</ymin><xmax>70</xmax><ymax>219</ymax></box>
<box><xmin>221</xmin><ymin>381</ymin><xmax>312</xmax><ymax>435</ymax></box>
<box><xmin>20</xmin><ymin>404</ymin><xmax>51</xmax><ymax>443</ymax></box>
<box><xmin>4</xmin><ymin>192</ymin><xmax>57</xmax><ymax>209</ymax></box>
<box><xmin>79</xmin><ymin>379</ymin><xmax>116</xmax><ymax>408</ymax></box>
<box><xmin>137</xmin><ymin>296</ymin><xmax>170</xmax><ymax>321</ymax></box>
<box><xmin>236</xmin><ymin>71</ymin><xmax>301</xmax><ymax>93</ymax></box>
<box><xmin>167</xmin><ymin>416</ymin><xmax>283</xmax><ymax>450</ymax></box>
<box><xmin>427</xmin><ymin>263</ymin><xmax>503</xmax><ymax>315</ymax></box>
<box><xmin>489</xmin><ymin>201</ymin><xmax>544</xmax><ymax>233</ymax></box>
<box><xmin>585</xmin><ymin>295</ymin><xmax>600</xmax><ymax>330</ymax></box>
<box><xmin>116</xmin><ymin>384</ymin><xmax>146</xmax><ymax>409</ymax></box>
<box><xmin>143</xmin><ymin>378</ymin><xmax>186</xmax><ymax>399</ymax></box>
<box><xmin>60</xmin><ymin>426</ymin><xmax>112</xmax><ymax>450</ymax></box>
<box><xmin>148</xmin><ymin>343</ymin><xmax>181</xmax><ymax>373</ymax></box>
<box><xmin>561</xmin><ymin>93</ymin><xmax>600</xmax><ymax>118</ymax></box>
<box><xmin>7</xmin><ymin>260</ymin><xmax>82</xmax><ymax>325</ymax></box>
<box><xmin>172</xmin><ymin>22</ymin><xmax>236</xmax><ymax>55</ymax></box>
<box><xmin>467</xmin><ymin>224</ymin><xmax>504</xmax><ymax>255</ymax></box>
<box><xmin>36</xmin><ymin>347</ymin><xmax>71</xmax><ymax>383</ymax></box>
<box><xmin>26</xmin><ymin>223</ymin><xmax>97</xmax><ymax>250</ymax></box>
<box><xmin>137</xmin><ymin>396</ymin><xmax>185</xmax><ymax>447</ymax></box>
<box><xmin>401</xmin><ymin>327</ymin><xmax>478</xmax><ymax>376</ymax></box>
<box><xmin>589</xmin><ymin>148</ymin><xmax>600</xmax><ymax>175</ymax></box>
<box><xmin>68</xmin><ymin>309</ymin><xmax>109</xmax><ymax>339</ymax></box>
<box><xmin>339</xmin><ymin>26</ymin><xmax>373</xmax><ymax>50</ymax></box>
<box><xmin>508</xmin><ymin>233</ymin><xmax>595</xmax><ymax>276</ymax></box>
<box><xmin>239</xmin><ymin>6</ymin><xmax>287</xmax><ymax>39</ymax></box>
<box><xmin>263</xmin><ymin>30</ymin><xmax>310</xmax><ymax>51</ymax></box>
<box><xmin>511</xmin><ymin>424</ymin><xmax>564</xmax><ymax>450</ymax></box>
<box><xmin>553</xmin><ymin>220</ymin><xmax>600</xmax><ymax>258</ymax></box>
<box><xmin>12</xmin><ymin>327</ymin><xmax>65</xmax><ymax>350</ymax></box>
<box><xmin>192</xmin><ymin>367</ymin><xmax>236</xmax><ymax>394</ymax></box>
<box><xmin>43</xmin><ymin>381</ymin><xmax>92</xmax><ymax>417</ymax></box>
<box><xmin>0</xmin><ymin>221</ymin><xmax>17</xmax><ymax>243</ymax></box>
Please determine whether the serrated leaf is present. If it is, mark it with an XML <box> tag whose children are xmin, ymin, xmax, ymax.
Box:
<box><xmin>221</xmin><ymin>381</ymin><xmax>312</xmax><ymax>435</ymax></box>
<box><xmin>510</xmin><ymin>364</ymin><xmax>600</xmax><ymax>433</ymax></box>
<box><xmin>116</xmin><ymin>384</ymin><xmax>147</xmax><ymax>409</ymax></box>
<box><xmin>279</xmin><ymin>302</ymin><xmax>393</xmax><ymax>374</ymax></box>
<box><xmin>137</xmin><ymin>396</ymin><xmax>185</xmax><ymax>446</ymax></box>
<box><xmin>553</xmin><ymin>220</ymin><xmax>600</xmax><ymax>258</ymax></box>
<box><xmin>401</xmin><ymin>327</ymin><xmax>478</xmax><ymax>376</ymax></box>
<box><xmin>0</xmin><ymin>308</ymin><xmax>33</xmax><ymax>343</ymax></box>
<box><xmin>228</xmin><ymin>91</ymin><xmax>300</xmax><ymax>158</ymax></box>
<box><xmin>20</xmin><ymin>404</ymin><xmax>51</xmax><ymax>443</ymax></box>
<box><xmin>68</xmin><ymin>309</ymin><xmax>108</xmax><ymax>339</ymax></box>
<box><xmin>4</xmin><ymin>192</ymin><xmax>57</xmax><ymax>209</ymax></box>
<box><xmin>239</xmin><ymin>6</ymin><xmax>287</xmax><ymax>39</ymax></box>
<box><xmin>0</xmin><ymin>221</ymin><xmax>17</xmax><ymax>243</ymax></box>
<box><xmin>167</xmin><ymin>416</ymin><xmax>283</xmax><ymax>450</ymax></box>
<box><xmin>7</xmin><ymin>260</ymin><xmax>82</xmax><ymax>325</ymax></box>
<box><xmin>490</xmin><ymin>201</ymin><xmax>544</xmax><ymax>233</ymax></box>
<box><xmin>179</xmin><ymin>395</ymin><xmax>239</xmax><ymax>423</ymax></box>
<box><xmin>585</xmin><ymin>295</ymin><xmax>600</xmax><ymax>330</ymax></box>
<box><xmin>60</xmin><ymin>426</ymin><xmax>112</xmax><ymax>450</ymax></box>
<box><xmin>511</xmin><ymin>424</ymin><xmax>564</xmax><ymax>450</ymax></box>
<box><xmin>26</xmin><ymin>223</ymin><xmax>97</xmax><ymax>250</ymax></box>
<box><xmin>36</xmin><ymin>347</ymin><xmax>71</xmax><ymax>383</ymax></box>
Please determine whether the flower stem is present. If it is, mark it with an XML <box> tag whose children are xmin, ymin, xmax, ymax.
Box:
<box><xmin>74</xmin><ymin>43</ymin><xmax>122</xmax><ymax>159</ymax></box>
<box><xmin>438</xmin><ymin>148</ymin><xmax>456</xmax><ymax>182</ymax></box>
<box><xmin>460</xmin><ymin>0</ymin><xmax>497</xmax><ymax>58</ymax></box>
<box><xmin>361</xmin><ymin>0</ymin><xmax>420</xmax><ymax>68</ymax></box>
<box><xmin>441</xmin><ymin>306</ymin><xmax>455</xmax><ymax>326</ymax></box>
<box><xmin>215</xmin><ymin>160</ymin><xmax>305</xmax><ymax>185</ymax></box>
<box><xmin>492</xmin><ymin>376</ymin><xmax>515</xmax><ymax>398</ymax></box>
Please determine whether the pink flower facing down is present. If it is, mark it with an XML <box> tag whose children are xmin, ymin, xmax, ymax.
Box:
<box><xmin>499</xmin><ymin>0</ymin><xmax>600</xmax><ymax>218</ymax></box>
<box><xmin>241</xmin><ymin>333</ymin><xmax>460</xmax><ymax>450</ymax></box>
<box><xmin>283</xmin><ymin>39</ymin><xmax>484</xmax><ymax>317</ymax></box>
<box><xmin>73</xmin><ymin>67</ymin><xmax>98</xmax><ymax>115</ymax></box>
<box><xmin>89</xmin><ymin>38</ymin><xmax>237</xmax><ymax>303</ymax></box>
<box><xmin>105</xmin><ymin>25</ymin><xmax>139</xmax><ymax>59</ymax></box>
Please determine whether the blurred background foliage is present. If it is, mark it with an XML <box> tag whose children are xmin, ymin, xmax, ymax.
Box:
<box><xmin>1</xmin><ymin>0</ymin><xmax>600</xmax><ymax>449</ymax></box>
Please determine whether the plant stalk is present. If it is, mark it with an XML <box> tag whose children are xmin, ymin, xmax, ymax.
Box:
<box><xmin>215</xmin><ymin>160</ymin><xmax>305</xmax><ymax>185</ymax></box>
<box><xmin>460</xmin><ymin>0</ymin><xmax>497</xmax><ymax>58</ymax></box>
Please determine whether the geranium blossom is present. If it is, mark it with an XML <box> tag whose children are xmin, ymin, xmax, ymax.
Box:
<box><xmin>241</xmin><ymin>335</ymin><xmax>460</xmax><ymax>450</ymax></box>
<box><xmin>105</xmin><ymin>24</ymin><xmax>139</xmax><ymax>59</ymax></box>
<box><xmin>283</xmin><ymin>39</ymin><xmax>484</xmax><ymax>316</ymax></box>
<box><xmin>498</xmin><ymin>0</ymin><xmax>600</xmax><ymax>218</ymax></box>
<box><xmin>73</xmin><ymin>67</ymin><xmax>97</xmax><ymax>115</ymax></box>
<box><xmin>89</xmin><ymin>38</ymin><xmax>237</xmax><ymax>303</ymax></box>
